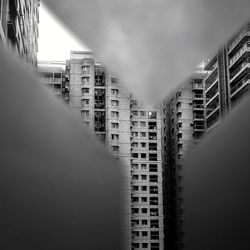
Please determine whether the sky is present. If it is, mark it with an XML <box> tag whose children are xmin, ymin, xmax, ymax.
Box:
<box><xmin>37</xmin><ymin>4</ymin><xmax>90</xmax><ymax>62</ymax></box>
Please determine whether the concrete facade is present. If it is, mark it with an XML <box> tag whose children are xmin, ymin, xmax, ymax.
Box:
<box><xmin>68</xmin><ymin>51</ymin><xmax>164</xmax><ymax>250</ymax></box>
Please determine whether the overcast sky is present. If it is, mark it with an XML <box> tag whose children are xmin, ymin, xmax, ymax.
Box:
<box><xmin>37</xmin><ymin>4</ymin><xmax>89</xmax><ymax>62</ymax></box>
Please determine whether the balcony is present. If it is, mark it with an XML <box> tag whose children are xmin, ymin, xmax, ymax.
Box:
<box><xmin>231</xmin><ymin>74</ymin><xmax>250</xmax><ymax>97</ymax></box>
<box><xmin>206</xmin><ymin>91</ymin><xmax>219</xmax><ymax>107</ymax></box>
<box><xmin>229</xmin><ymin>42</ymin><xmax>250</xmax><ymax>68</ymax></box>
<box><xmin>193</xmin><ymin>124</ymin><xmax>205</xmax><ymax>132</ymax></box>
<box><xmin>193</xmin><ymin>104</ymin><xmax>204</xmax><ymax>111</ymax></box>
<box><xmin>193</xmin><ymin>114</ymin><xmax>204</xmax><ymax>120</ymax></box>
<box><xmin>177</xmin><ymin>138</ymin><xmax>183</xmax><ymax>145</ymax></box>
<box><xmin>206</xmin><ymin>105</ymin><xmax>220</xmax><ymax>120</ymax></box>
<box><xmin>228</xmin><ymin>25</ymin><xmax>250</xmax><ymax>56</ymax></box>
<box><xmin>230</xmin><ymin>59</ymin><xmax>250</xmax><ymax>81</ymax></box>
<box><xmin>204</xmin><ymin>54</ymin><xmax>217</xmax><ymax>71</ymax></box>
<box><xmin>193</xmin><ymin>94</ymin><xmax>203</xmax><ymax>100</ymax></box>
<box><xmin>205</xmin><ymin>67</ymin><xmax>218</xmax><ymax>89</ymax></box>
<box><xmin>192</xmin><ymin>83</ymin><xmax>203</xmax><ymax>90</ymax></box>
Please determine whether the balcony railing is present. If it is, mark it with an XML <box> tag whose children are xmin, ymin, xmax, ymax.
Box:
<box><xmin>192</xmin><ymin>83</ymin><xmax>203</xmax><ymax>89</ymax></box>
<box><xmin>206</xmin><ymin>92</ymin><xmax>219</xmax><ymax>106</ymax></box>
<box><xmin>229</xmin><ymin>42</ymin><xmax>250</xmax><ymax>67</ymax></box>
<box><xmin>228</xmin><ymin>25</ymin><xmax>250</xmax><ymax>53</ymax></box>
<box><xmin>206</xmin><ymin>105</ymin><xmax>219</xmax><ymax>117</ymax></box>
<box><xmin>230</xmin><ymin>75</ymin><xmax>250</xmax><ymax>96</ymax></box>
<box><xmin>193</xmin><ymin>94</ymin><xmax>203</xmax><ymax>99</ymax></box>
<box><xmin>193</xmin><ymin>114</ymin><xmax>204</xmax><ymax>119</ymax></box>
<box><xmin>230</xmin><ymin>58</ymin><xmax>250</xmax><ymax>79</ymax></box>
<box><xmin>193</xmin><ymin>125</ymin><xmax>205</xmax><ymax>130</ymax></box>
<box><xmin>205</xmin><ymin>67</ymin><xmax>218</xmax><ymax>87</ymax></box>
<box><xmin>193</xmin><ymin>104</ymin><xmax>204</xmax><ymax>110</ymax></box>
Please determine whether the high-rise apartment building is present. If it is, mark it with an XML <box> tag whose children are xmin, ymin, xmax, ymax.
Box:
<box><xmin>161</xmin><ymin>20</ymin><xmax>250</xmax><ymax>250</ymax></box>
<box><xmin>67</xmin><ymin>51</ymin><xmax>164</xmax><ymax>250</ymax></box>
<box><xmin>205</xmin><ymin>21</ymin><xmax>250</xmax><ymax>132</ymax></box>
<box><xmin>37</xmin><ymin>61</ymin><xmax>69</xmax><ymax>104</ymax></box>
<box><xmin>161</xmin><ymin>73</ymin><xmax>205</xmax><ymax>250</ymax></box>
<box><xmin>0</xmin><ymin>0</ymin><xmax>40</xmax><ymax>65</ymax></box>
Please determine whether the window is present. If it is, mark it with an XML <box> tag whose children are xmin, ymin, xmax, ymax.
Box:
<box><xmin>141</xmin><ymin>186</ymin><xmax>147</xmax><ymax>191</ymax></box>
<box><xmin>176</xmin><ymin>91</ymin><xmax>182</xmax><ymax>97</ymax></box>
<box><xmin>131</xmin><ymin>121</ymin><xmax>138</xmax><ymax>127</ymax></box>
<box><xmin>132</xmin><ymin>208</ymin><xmax>139</xmax><ymax>214</ymax></box>
<box><xmin>176</xmin><ymin>101</ymin><xmax>181</xmax><ymax>108</ymax></box>
<box><xmin>150</xmin><ymin>208</ymin><xmax>159</xmax><ymax>216</ymax></box>
<box><xmin>132</xmin><ymin>186</ymin><xmax>139</xmax><ymax>191</ymax></box>
<box><xmin>132</xmin><ymin>142</ymin><xmax>139</xmax><ymax>148</ymax></box>
<box><xmin>141</xmin><ymin>132</ymin><xmax>146</xmax><ymax>137</ymax></box>
<box><xmin>81</xmin><ymin>110</ymin><xmax>89</xmax><ymax>118</ymax></box>
<box><xmin>148</xmin><ymin>122</ymin><xmax>157</xmax><ymax>130</ymax></box>
<box><xmin>132</xmin><ymin>153</ymin><xmax>139</xmax><ymax>158</ymax></box>
<box><xmin>111</xmin><ymin>77</ymin><xmax>118</xmax><ymax>84</ymax></box>
<box><xmin>142</xmin><ymin>220</ymin><xmax>148</xmax><ymax>225</ymax></box>
<box><xmin>81</xmin><ymin>77</ymin><xmax>90</xmax><ymax>84</ymax></box>
<box><xmin>95</xmin><ymin>89</ymin><xmax>105</xmax><ymax>109</ymax></box>
<box><xmin>131</xmin><ymin>110</ymin><xmax>138</xmax><ymax>116</ymax></box>
<box><xmin>150</xmin><ymin>186</ymin><xmax>158</xmax><ymax>194</ymax></box>
<box><xmin>82</xmin><ymin>66</ymin><xmax>90</xmax><ymax>72</ymax></box>
<box><xmin>140</xmin><ymin>121</ymin><xmax>146</xmax><ymax>127</ymax></box>
<box><xmin>132</xmin><ymin>132</ymin><xmax>138</xmax><ymax>137</ymax></box>
<box><xmin>142</xmin><ymin>231</ymin><xmax>148</xmax><ymax>237</ymax></box>
<box><xmin>132</xmin><ymin>175</ymin><xmax>139</xmax><ymax>180</ymax></box>
<box><xmin>132</xmin><ymin>231</ymin><xmax>140</xmax><ymax>237</ymax></box>
<box><xmin>111</xmin><ymin>100</ymin><xmax>119</xmax><ymax>106</ymax></box>
<box><xmin>132</xmin><ymin>243</ymin><xmax>139</xmax><ymax>248</ymax></box>
<box><xmin>141</xmin><ymin>153</ymin><xmax>147</xmax><ymax>159</ymax></box>
<box><xmin>111</xmin><ymin>122</ymin><xmax>119</xmax><ymax>129</ymax></box>
<box><xmin>141</xmin><ymin>142</ymin><xmax>146</xmax><ymax>148</ymax></box>
<box><xmin>177</xmin><ymin>111</ymin><xmax>182</xmax><ymax>118</ymax></box>
<box><xmin>140</xmin><ymin>111</ymin><xmax>146</xmax><ymax>116</ymax></box>
<box><xmin>150</xmin><ymin>231</ymin><xmax>159</xmax><ymax>240</ymax></box>
<box><xmin>81</xmin><ymin>99</ymin><xmax>89</xmax><ymax>105</ymax></box>
<box><xmin>141</xmin><ymin>197</ymin><xmax>147</xmax><ymax>202</ymax></box>
<box><xmin>149</xmin><ymin>143</ymin><xmax>157</xmax><ymax>151</ymax></box>
<box><xmin>177</xmin><ymin>133</ymin><xmax>182</xmax><ymax>138</ymax></box>
<box><xmin>142</xmin><ymin>243</ymin><xmax>148</xmax><ymax>248</ymax></box>
<box><xmin>132</xmin><ymin>220</ymin><xmax>139</xmax><ymax>226</ymax></box>
<box><xmin>149</xmin><ymin>164</ymin><xmax>158</xmax><ymax>172</ymax></box>
<box><xmin>150</xmin><ymin>197</ymin><xmax>158</xmax><ymax>205</ymax></box>
<box><xmin>112</xmin><ymin>146</ymin><xmax>119</xmax><ymax>152</ymax></box>
<box><xmin>95</xmin><ymin>69</ymin><xmax>105</xmax><ymax>86</ymax></box>
<box><xmin>81</xmin><ymin>88</ymin><xmax>89</xmax><ymax>94</ymax></box>
<box><xmin>132</xmin><ymin>197</ymin><xmax>139</xmax><ymax>202</ymax></box>
<box><xmin>150</xmin><ymin>175</ymin><xmax>158</xmax><ymax>182</ymax></box>
<box><xmin>132</xmin><ymin>164</ymin><xmax>139</xmax><ymax>170</ymax></box>
<box><xmin>148</xmin><ymin>111</ymin><xmax>157</xmax><ymax>119</ymax></box>
<box><xmin>141</xmin><ymin>175</ymin><xmax>147</xmax><ymax>180</ymax></box>
<box><xmin>111</xmin><ymin>134</ymin><xmax>119</xmax><ymax>140</ymax></box>
<box><xmin>149</xmin><ymin>132</ymin><xmax>157</xmax><ymax>140</ymax></box>
<box><xmin>150</xmin><ymin>220</ymin><xmax>159</xmax><ymax>228</ymax></box>
<box><xmin>177</xmin><ymin>122</ymin><xmax>182</xmax><ymax>128</ymax></box>
<box><xmin>141</xmin><ymin>164</ymin><xmax>147</xmax><ymax>170</ymax></box>
<box><xmin>111</xmin><ymin>89</ymin><xmax>119</xmax><ymax>95</ymax></box>
<box><xmin>94</xmin><ymin>111</ymin><xmax>105</xmax><ymax>132</ymax></box>
<box><xmin>111</xmin><ymin>111</ymin><xmax>119</xmax><ymax>118</ymax></box>
<box><xmin>149</xmin><ymin>153</ymin><xmax>158</xmax><ymax>161</ymax></box>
